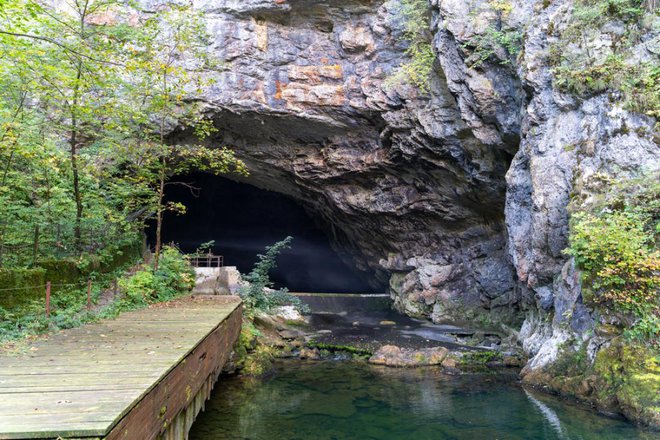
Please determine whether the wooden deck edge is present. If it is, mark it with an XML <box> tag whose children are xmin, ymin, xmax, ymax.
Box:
<box><xmin>103</xmin><ymin>302</ymin><xmax>243</xmax><ymax>440</ymax></box>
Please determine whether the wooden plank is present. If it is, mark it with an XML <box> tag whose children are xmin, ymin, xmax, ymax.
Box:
<box><xmin>105</xmin><ymin>307</ymin><xmax>242</xmax><ymax>440</ymax></box>
<box><xmin>0</xmin><ymin>295</ymin><xmax>242</xmax><ymax>440</ymax></box>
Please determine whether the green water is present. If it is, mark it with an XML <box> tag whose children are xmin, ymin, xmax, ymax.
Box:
<box><xmin>189</xmin><ymin>361</ymin><xmax>654</xmax><ymax>440</ymax></box>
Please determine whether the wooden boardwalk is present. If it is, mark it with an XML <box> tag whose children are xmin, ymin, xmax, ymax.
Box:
<box><xmin>0</xmin><ymin>295</ymin><xmax>242</xmax><ymax>439</ymax></box>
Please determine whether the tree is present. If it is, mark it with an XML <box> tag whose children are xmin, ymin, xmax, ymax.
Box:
<box><xmin>0</xmin><ymin>0</ymin><xmax>135</xmax><ymax>251</ymax></box>
<box><xmin>0</xmin><ymin>1</ymin><xmax>247</xmax><ymax>269</ymax></box>
<box><xmin>238</xmin><ymin>237</ymin><xmax>309</xmax><ymax>317</ymax></box>
<box><xmin>115</xmin><ymin>4</ymin><xmax>248</xmax><ymax>269</ymax></box>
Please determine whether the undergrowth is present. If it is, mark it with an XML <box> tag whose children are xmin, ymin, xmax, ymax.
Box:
<box><xmin>0</xmin><ymin>245</ymin><xmax>195</xmax><ymax>347</ymax></box>
<box><xmin>566</xmin><ymin>174</ymin><xmax>659</xmax><ymax>343</ymax></box>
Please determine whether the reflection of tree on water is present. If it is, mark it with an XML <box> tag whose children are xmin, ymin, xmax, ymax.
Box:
<box><xmin>524</xmin><ymin>389</ymin><xmax>570</xmax><ymax>440</ymax></box>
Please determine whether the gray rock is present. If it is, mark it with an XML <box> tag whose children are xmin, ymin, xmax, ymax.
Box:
<box><xmin>369</xmin><ymin>344</ymin><xmax>449</xmax><ymax>367</ymax></box>
<box><xmin>136</xmin><ymin>0</ymin><xmax>657</xmax><ymax>385</ymax></box>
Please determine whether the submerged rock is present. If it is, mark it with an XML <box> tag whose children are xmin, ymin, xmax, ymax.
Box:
<box><xmin>299</xmin><ymin>347</ymin><xmax>322</xmax><ymax>360</ymax></box>
<box><xmin>369</xmin><ymin>345</ymin><xmax>448</xmax><ymax>367</ymax></box>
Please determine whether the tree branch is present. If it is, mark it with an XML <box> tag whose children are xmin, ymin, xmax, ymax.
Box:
<box><xmin>0</xmin><ymin>30</ymin><xmax>123</xmax><ymax>66</ymax></box>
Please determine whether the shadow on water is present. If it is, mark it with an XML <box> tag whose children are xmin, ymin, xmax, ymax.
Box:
<box><xmin>189</xmin><ymin>361</ymin><xmax>654</xmax><ymax>440</ymax></box>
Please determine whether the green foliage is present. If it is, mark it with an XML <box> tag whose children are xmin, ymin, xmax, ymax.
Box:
<box><xmin>548</xmin><ymin>337</ymin><xmax>660</xmax><ymax>425</ymax></box>
<box><xmin>0</xmin><ymin>1</ymin><xmax>247</xmax><ymax>270</ymax></box>
<box><xmin>238</xmin><ymin>237</ymin><xmax>308</xmax><ymax>317</ymax></box>
<box><xmin>306</xmin><ymin>341</ymin><xmax>373</xmax><ymax>357</ymax></box>
<box><xmin>119</xmin><ymin>246</ymin><xmax>195</xmax><ymax>306</ymax></box>
<box><xmin>550</xmin><ymin>0</ymin><xmax>658</xmax><ymax>116</ymax></box>
<box><xmin>232</xmin><ymin>320</ymin><xmax>275</xmax><ymax>376</ymax></box>
<box><xmin>549</xmin><ymin>340</ymin><xmax>591</xmax><ymax>377</ymax></box>
<box><xmin>0</xmin><ymin>245</ymin><xmax>192</xmax><ymax>346</ymax></box>
<box><xmin>388</xmin><ymin>0</ymin><xmax>436</xmax><ymax>92</ymax></box>
<box><xmin>460</xmin><ymin>0</ymin><xmax>522</xmax><ymax>69</ymax></box>
<box><xmin>0</xmin><ymin>268</ymin><xmax>45</xmax><ymax>309</ymax></box>
<box><xmin>0</xmin><ymin>266</ymin><xmax>123</xmax><ymax>345</ymax></box>
<box><xmin>566</xmin><ymin>175</ymin><xmax>659</xmax><ymax>343</ymax></box>
<box><xmin>111</xmin><ymin>5</ymin><xmax>248</xmax><ymax>268</ymax></box>
<box><xmin>464</xmin><ymin>25</ymin><xmax>522</xmax><ymax>68</ymax></box>
<box><xmin>459</xmin><ymin>350</ymin><xmax>503</xmax><ymax>366</ymax></box>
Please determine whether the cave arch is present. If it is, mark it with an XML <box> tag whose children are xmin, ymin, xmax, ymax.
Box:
<box><xmin>148</xmin><ymin>173</ymin><xmax>383</xmax><ymax>293</ymax></box>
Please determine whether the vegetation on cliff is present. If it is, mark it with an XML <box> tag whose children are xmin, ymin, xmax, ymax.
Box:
<box><xmin>552</xmin><ymin>174</ymin><xmax>660</xmax><ymax>426</ymax></box>
<box><xmin>550</xmin><ymin>0</ymin><xmax>659</xmax><ymax>117</ymax></box>
<box><xmin>463</xmin><ymin>0</ymin><xmax>523</xmax><ymax>68</ymax></box>
<box><xmin>567</xmin><ymin>174</ymin><xmax>659</xmax><ymax>343</ymax></box>
<box><xmin>388</xmin><ymin>0</ymin><xmax>436</xmax><ymax>92</ymax></box>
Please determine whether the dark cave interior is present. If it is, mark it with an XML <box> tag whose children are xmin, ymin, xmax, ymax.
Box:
<box><xmin>147</xmin><ymin>173</ymin><xmax>382</xmax><ymax>293</ymax></box>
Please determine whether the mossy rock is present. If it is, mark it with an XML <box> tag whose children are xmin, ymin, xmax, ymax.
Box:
<box><xmin>0</xmin><ymin>268</ymin><xmax>46</xmax><ymax>309</ymax></box>
<box><xmin>528</xmin><ymin>337</ymin><xmax>660</xmax><ymax>427</ymax></box>
<box><xmin>594</xmin><ymin>339</ymin><xmax>660</xmax><ymax>427</ymax></box>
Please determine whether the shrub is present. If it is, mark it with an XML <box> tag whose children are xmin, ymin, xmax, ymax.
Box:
<box><xmin>566</xmin><ymin>176</ymin><xmax>659</xmax><ymax>342</ymax></box>
<box><xmin>238</xmin><ymin>237</ymin><xmax>308</xmax><ymax>317</ymax></box>
<box><xmin>119</xmin><ymin>245</ymin><xmax>195</xmax><ymax>305</ymax></box>
<box><xmin>387</xmin><ymin>0</ymin><xmax>436</xmax><ymax>92</ymax></box>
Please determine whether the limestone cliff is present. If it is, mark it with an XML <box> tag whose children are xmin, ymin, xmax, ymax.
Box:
<box><xmin>147</xmin><ymin>0</ymin><xmax>658</xmax><ymax>424</ymax></box>
<box><xmin>175</xmin><ymin>0</ymin><xmax>521</xmax><ymax>324</ymax></box>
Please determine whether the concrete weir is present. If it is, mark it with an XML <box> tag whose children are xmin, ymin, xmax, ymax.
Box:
<box><xmin>0</xmin><ymin>295</ymin><xmax>242</xmax><ymax>440</ymax></box>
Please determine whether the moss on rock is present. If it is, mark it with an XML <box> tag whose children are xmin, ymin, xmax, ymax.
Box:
<box><xmin>523</xmin><ymin>337</ymin><xmax>659</xmax><ymax>428</ymax></box>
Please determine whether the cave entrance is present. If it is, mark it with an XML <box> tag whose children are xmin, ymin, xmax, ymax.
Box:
<box><xmin>147</xmin><ymin>173</ymin><xmax>380</xmax><ymax>293</ymax></box>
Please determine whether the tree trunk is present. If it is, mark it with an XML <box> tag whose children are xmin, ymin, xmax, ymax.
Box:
<box><xmin>32</xmin><ymin>224</ymin><xmax>40</xmax><ymax>263</ymax></box>
<box><xmin>70</xmin><ymin>130</ymin><xmax>83</xmax><ymax>250</ymax></box>
<box><xmin>153</xmin><ymin>161</ymin><xmax>166</xmax><ymax>271</ymax></box>
<box><xmin>154</xmin><ymin>68</ymin><xmax>169</xmax><ymax>271</ymax></box>
<box><xmin>0</xmin><ymin>94</ymin><xmax>27</xmax><ymax>267</ymax></box>
<box><xmin>70</xmin><ymin>61</ymin><xmax>84</xmax><ymax>252</ymax></box>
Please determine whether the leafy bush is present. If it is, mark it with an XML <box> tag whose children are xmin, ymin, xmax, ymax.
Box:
<box><xmin>238</xmin><ymin>237</ymin><xmax>309</xmax><ymax>317</ymax></box>
<box><xmin>0</xmin><ymin>242</ymin><xmax>190</xmax><ymax>347</ymax></box>
<box><xmin>119</xmin><ymin>245</ymin><xmax>195</xmax><ymax>306</ymax></box>
<box><xmin>566</xmin><ymin>176</ymin><xmax>659</xmax><ymax>342</ymax></box>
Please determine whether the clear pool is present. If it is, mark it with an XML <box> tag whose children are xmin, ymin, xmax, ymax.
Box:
<box><xmin>189</xmin><ymin>360</ymin><xmax>654</xmax><ymax>440</ymax></box>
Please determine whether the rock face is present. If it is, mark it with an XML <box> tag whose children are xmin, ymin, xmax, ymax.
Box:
<box><xmin>168</xmin><ymin>0</ymin><xmax>520</xmax><ymax>323</ymax></box>
<box><xmin>150</xmin><ymin>0</ymin><xmax>658</xmax><ymax>421</ymax></box>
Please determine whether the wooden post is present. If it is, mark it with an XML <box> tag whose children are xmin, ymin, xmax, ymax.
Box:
<box><xmin>45</xmin><ymin>281</ymin><xmax>51</xmax><ymax>318</ymax></box>
<box><xmin>87</xmin><ymin>279</ymin><xmax>92</xmax><ymax>310</ymax></box>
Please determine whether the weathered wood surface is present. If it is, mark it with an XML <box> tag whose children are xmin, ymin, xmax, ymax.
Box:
<box><xmin>0</xmin><ymin>295</ymin><xmax>242</xmax><ymax>440</ymax></box>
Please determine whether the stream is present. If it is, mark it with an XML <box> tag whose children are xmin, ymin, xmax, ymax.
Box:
<box><xmin>188</xmin><ymin>360</ymin><xmax>652</xmax><ymax>440</ymax></box>
<box><xmin>189</xmin><ymin>294</ymin><xmax>654</xmax><ymax>439</ymax></box>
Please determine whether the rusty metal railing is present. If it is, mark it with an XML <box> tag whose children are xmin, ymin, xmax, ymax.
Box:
<box><xmin>189</xmin><ymin>252</ymin><xmax>224</xmax><ymax>268</ymax></box>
